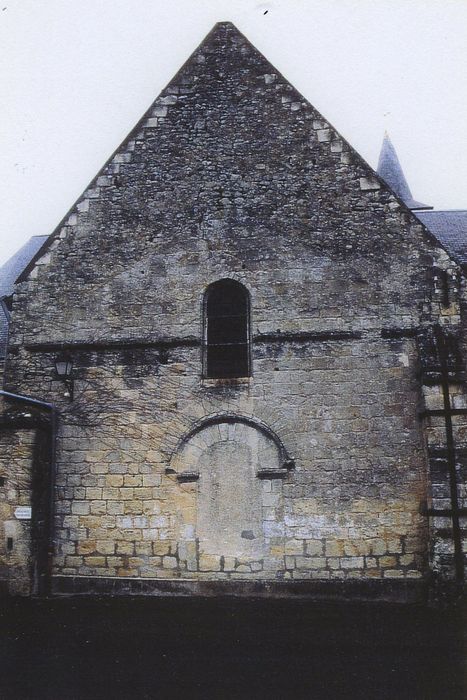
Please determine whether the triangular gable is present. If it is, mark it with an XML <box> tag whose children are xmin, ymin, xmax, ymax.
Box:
<box><xmin>18</xmin><ymin>22</ymin><xmax>458</xmax><ymax>283</ymax></box>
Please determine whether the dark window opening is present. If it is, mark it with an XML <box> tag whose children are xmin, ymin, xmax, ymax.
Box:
<box><xmin>204</xmin><ymin>279</ymin><xmax>250</xmax><ymax>378</ymax></box>
<box><xmin>434</xmin><ymin>267</ymin><xmax>450</xmax><ymax>307</ymax></box>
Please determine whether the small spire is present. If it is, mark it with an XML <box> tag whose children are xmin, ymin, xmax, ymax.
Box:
<box><xmin>377</xmin><ymin>133</ymin><xmax>432</xmax><ymax>210</ymax></box>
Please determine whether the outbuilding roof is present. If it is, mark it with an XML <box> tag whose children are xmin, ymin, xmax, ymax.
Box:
<box><xmin>0</xmin><ymin>235</ymin><xmax>48</xmax><ymax>299</ymax></box>
<box><xmin>0</xmin><ymin>235</ymin><xmax>48</xmax><ymax>358</ymax></box>
<box><xmin>415</xmin><ymin>210</ymin><xmax>467</xmax><ymax>267</ymax></box>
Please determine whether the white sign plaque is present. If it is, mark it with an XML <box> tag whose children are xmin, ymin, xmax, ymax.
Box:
<box><xmin>14</xmin><ymin>506</ymin><xmax>32</xmax><ymax>520</ymax></box>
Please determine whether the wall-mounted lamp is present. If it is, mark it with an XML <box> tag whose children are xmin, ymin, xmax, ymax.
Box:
<box><xmin>54</xmin><ymin>353</ymin><xmax>74</xmax><ymax>401</ymax></box>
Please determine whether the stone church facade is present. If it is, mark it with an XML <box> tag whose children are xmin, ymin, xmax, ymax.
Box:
<box><xmin>1</xmin><ymin>23</ymin><xmax>466</xmax><ymax>597</ymax></box>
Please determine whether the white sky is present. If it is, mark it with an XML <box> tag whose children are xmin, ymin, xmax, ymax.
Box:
<box><xmin>0</xmin><ymin>0</ymin><xmax>466</xmax><ymax>267</ymax></box>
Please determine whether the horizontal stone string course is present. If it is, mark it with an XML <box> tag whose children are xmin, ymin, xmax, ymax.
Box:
<box><xmin>21</xmin><ymin>327</ymin><xmax>425</xmax><ymax>352</ymax></box>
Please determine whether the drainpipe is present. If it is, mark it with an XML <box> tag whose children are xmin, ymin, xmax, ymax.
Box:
<box><xmin>0</xmin><ymin>389</ymin><xmax>57</xmax><ymax>595</ymax></box>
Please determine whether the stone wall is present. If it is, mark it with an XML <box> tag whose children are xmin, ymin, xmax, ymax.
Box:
<box><xmin>0</xmin><ymin>419</ymin><xmax>35</xmax><ymax>595</ymax></box>
<box><xmin>1</xmin><ymin>23</ymin><xmax>466</xmax><ymax>594</ymax></box>
<box><xmin>43</xmin><ymin>334</ymin><xmax>429</xmax><ymax>582</ymax></box>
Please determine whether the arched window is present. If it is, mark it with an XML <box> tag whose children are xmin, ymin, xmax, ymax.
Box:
<box><xmin>204</xmin><ymin>279</ymin><xmax>250</xmax><ymax>378</ymax></box>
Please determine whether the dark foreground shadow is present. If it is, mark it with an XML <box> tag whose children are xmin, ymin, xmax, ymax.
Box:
<box><xmin>0</xmin><ymin>597</ymin><xmax>465</xmax><ymax>699</ymax></box>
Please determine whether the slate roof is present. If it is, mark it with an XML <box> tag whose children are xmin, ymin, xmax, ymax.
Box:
<box><xmin>0</xmin><ymin>235</ymin><xmax>48</xmax><ymax>359</ymax></box>
<box><xmin>0</xmin><ymin>303</ymin><xmax>9</xmax><ymax>360</ymax></box>
<box><xmin>375</xmin><ymin>134</ymin><xmax>467</xmax><ymax>266</ymax></box>
<box><xmin>416</xmin><ymin>210</ymin><xmax>467</xmax><ymax>267</ymax></box>
<box><xmin>377</xmin><ymin>133</ymin><xmax>432</xmax><ymax>210</ymax></box>
<box><xmin>0</xmin><ymin>235</ymin><xmax>48</xmax><ymax>299</ymax></box>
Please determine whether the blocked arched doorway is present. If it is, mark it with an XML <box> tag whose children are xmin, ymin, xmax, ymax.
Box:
<box><xmin>171</xmin><ymin>415</ymin><xmax>290</xmax><ymax>575</ymax></box>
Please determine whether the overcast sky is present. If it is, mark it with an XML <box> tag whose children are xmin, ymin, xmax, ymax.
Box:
<box><xmin>1</xmin><ymin>0</ymin><xmax>466</xmax><ymax>267</ymax></box>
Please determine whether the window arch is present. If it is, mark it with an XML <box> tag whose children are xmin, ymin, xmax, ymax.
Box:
<box><xmin>203</xmin><ymin>279</ymin><xmax>250</xmax><ymax>378</ymax></box>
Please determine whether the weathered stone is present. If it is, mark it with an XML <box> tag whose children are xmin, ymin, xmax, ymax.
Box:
<box><xmin>295</xmin><ymin>556</ymin><xmax>326</xmax><ymax>570</ymax></box>
<box><xmin>359</xmin><ymin>176</ymin><xmax>381</xmax><ymax>191</ymax></box>
<box><xmin>97</xmin><ymin>540</ymin><xmax>116</xmax><ymax>555</ymax></box>
<box><xmin>71</xmin><ymin>501</ymin><xmax>90</xmax><ymax>516</ymax></box>
<box><xmin>379</xmin><ymin>556</ymin><xmax>398</xmax><ymax>568</ymax></box>
<box><xmin>305</xmin><ymin>540</ymin><xmax>324</xmax><ymax>556</ymax></box>
<box><xmin>325</xmin><ymin>540</ymin><xmax>345</xmax><ymax>557</ymax></box>
<box><xmin>285</xmin><ymin>539</ymin><xmax>304</xmax><ymax>555</ymax></box>
<box><xmin>78</xmin><ymin>540</ymin><xmax>97</xmax><ymax>555</ymax></box>
<box><xmin>162</xmin><ymin>556</ymin><xmax>178</xmax><ymax>570</ymax></box>
<box><xmin>199</xmin><ymin>554</ymin><xmax>221</xmax><ymax>572</ymax></box>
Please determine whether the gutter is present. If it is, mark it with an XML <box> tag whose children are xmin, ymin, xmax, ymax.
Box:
<box><xmin>0</xmin><ymin>389</ymin><xmax>57</xmax><ymax>595</ymax></box>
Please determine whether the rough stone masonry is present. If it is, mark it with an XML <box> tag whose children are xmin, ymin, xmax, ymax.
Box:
<box><xmin>1</xmin><ymin>23</ymin><xmax>466</xmax><ymax>597</ymax></box>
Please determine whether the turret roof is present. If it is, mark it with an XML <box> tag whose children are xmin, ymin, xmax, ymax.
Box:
<box><xmin>377</xmin><ymin>133</ymin><xmax>432</xmax><ymax>210</ymax></box>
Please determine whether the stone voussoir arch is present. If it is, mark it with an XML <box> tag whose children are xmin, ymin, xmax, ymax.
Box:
<box><xmin>169</xmin><ymin>412</ymin><xmax>295</xmax><ymax>478</ymax></box>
